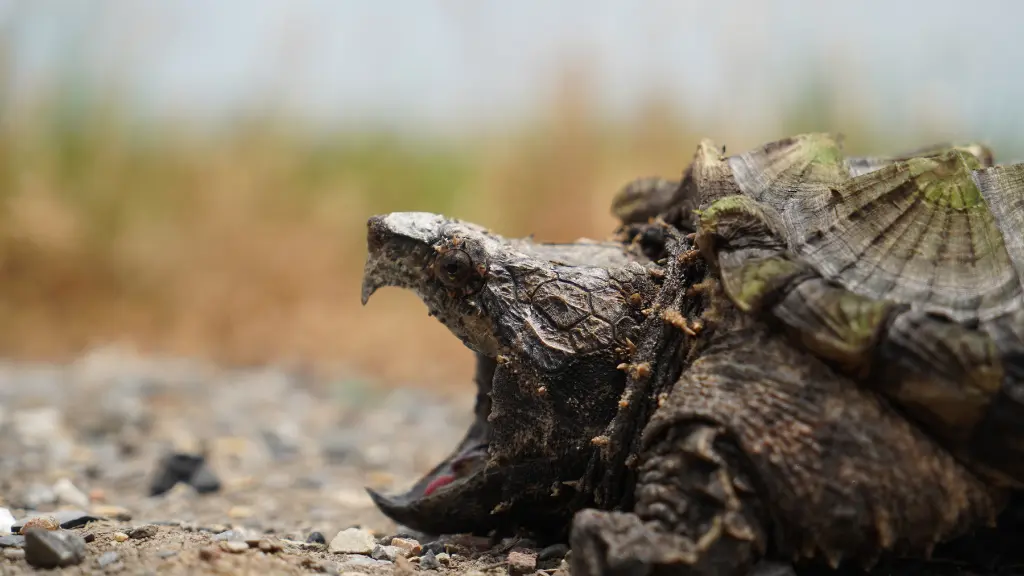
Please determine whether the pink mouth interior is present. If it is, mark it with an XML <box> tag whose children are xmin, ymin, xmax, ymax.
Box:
<box><xmin>419</xmin><ymin>444</ymin><xmax>488</xmax><ymax>497</ymax></box>
<box><xmin>423</xmin><ymin>474</ymin><xmax>456</xmax><ymax>496</ymax></box>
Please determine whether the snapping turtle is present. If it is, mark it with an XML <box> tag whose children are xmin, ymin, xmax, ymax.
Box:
<box><xmin>360</xmin><ymin>135</ymin><xmax>1024</xmax><ymax>575</ymax></box>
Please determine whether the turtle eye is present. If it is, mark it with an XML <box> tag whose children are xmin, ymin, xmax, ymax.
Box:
<box><xmin>435</xmin><ymin>250</ymin><xmax>474</xmax><ymax>287</ymax></box>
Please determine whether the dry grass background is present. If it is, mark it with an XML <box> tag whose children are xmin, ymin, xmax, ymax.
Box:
<box><xmin>0</xmin><ymin>54</ymin><xmax>1005</xmax><ymax>392</ymax></box>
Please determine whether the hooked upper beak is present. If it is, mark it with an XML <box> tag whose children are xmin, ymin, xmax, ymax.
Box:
<box><xmin>361</xmin><ymin>215</ymin><xmax>393</xmax><ymax>305</ymax></box>
<box><xmin>360</xmin><ymin>275</ymin><xmax>382</xmax><ymax>306</ymax></box>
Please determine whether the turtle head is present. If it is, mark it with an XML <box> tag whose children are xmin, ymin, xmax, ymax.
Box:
<box><xmin>361</xmin><ymin>212</ymin><xmax>658</xmax><ymax>538</ymax></box>
<box><xmin>362</xmin><ymin>212</ymin><xmax>504</xmax><ymax>357</ymax></box>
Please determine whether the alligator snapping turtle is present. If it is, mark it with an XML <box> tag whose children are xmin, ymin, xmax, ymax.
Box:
<box><xmin>360</xmin><ymin>135</ymin><xmax>1024</xmax><ymax>575</ymax></box>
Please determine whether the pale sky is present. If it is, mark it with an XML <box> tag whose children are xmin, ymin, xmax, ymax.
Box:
<box><xmin>3</xmin><ymin>0</ymin><xmax>1022</xmax><ymax>145</ymax></box>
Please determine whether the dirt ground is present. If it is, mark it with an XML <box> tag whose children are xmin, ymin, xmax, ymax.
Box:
<box><xmin>3</xmin><ymin>346</ymin><xmax>1023</xmax><ymax>576</ymax></box>
<box><xmin>0</xmin><ymin>346</ymin><xmax>550</xmax><ymax>575</ymax></box>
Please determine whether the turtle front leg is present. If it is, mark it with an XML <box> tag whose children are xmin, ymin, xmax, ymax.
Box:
<box><xmin>570</xmin><ymin>422</ymin><xmax>768</xmax><ymax>576</ymax></box>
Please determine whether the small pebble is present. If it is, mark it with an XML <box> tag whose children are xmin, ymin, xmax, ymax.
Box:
<box><xmin>435</xmin><ymin>551</ymin><xmax>451</xmax><ymax>566</ymax></box>
<box><xmin>307</xmin><ymin>531</ymin><xmax>327</xmax><ymax>544</ymax></box>
<box><xmin>390</xmin><ymin>537</ymin><xmax>422</xmax><ymax>556</ymax></box>
<box><xmin>371</xmin><ymin>544</ymin><xmax>399</xmax><ymax>561</ymax></box>
<box><xmin>19</xmin><ymin>516</ymin><xmax>59</xmax><ymax>534</ymax></box>
<box><xmin>507</xmin><ymin>550</ymin><xmax>537</xmax><ymax>575</ymax></box>
<box><xmin>198</xmin><ymin>546</ymin><xmax>219</xmax><ymax>561</ymax></box>
<box><xmin>220</xmin><ymin>540</ymin><xmax>249</xmax><ymax>554</ymax></box>
<box><xmin>258</xmin><ymin>538</ymin><xmax>284</xmax><ymax>553</ymax></box>
<box><xmin>52</xmin><ymin>478</ymin><xmax>90</xmax><ymax>508</ymax></box>
<box><xmin>24</xmin><ymin>528</ymin><xmax>87</xmax><ymax>569</ymax></box>
<box><xmin>113</xmin><ymin>532</ymin><xmax>129</xmax><ymax>542</ymax></box>
<box><xmin>129</xmin><ymin>524</ymin><xmax>159</xmax><ymax>540</ymax></box>
<box><xmin>418</xmin><ymin>550</ymin><xmax>440</xmax><ymax>570</ymax></box>
<box><xmin>3</xmin><ymin>548</ymin><xmax>25</xmax><ymax>560</ymax></box>
<box><xmin>213</xmin><ymin>529</ymin><xmax>248</xmax><ymax>542</ymax></box>
<box><xmin>0</xmin><ymin>508</ymin><xmax>14</xmax><ymax>535</ymax></box>
<box><xmin>83</xmin><ymin>533</ymin><xmax>96</xmax><ymax>543</ymax></box>
<box><xmin>157</xmin><ymin>549</ymin><xmax>179</xmax><ymax>559</ymax></box>
<box><xmin>328</xmin><ymin>528</ymin><xmax>376</xmax><ymax>555</ymax></box>
<box><xmin>97</xmin><ymin>550</ymin><xmax>120</xmax><ymax>568</ymax></box>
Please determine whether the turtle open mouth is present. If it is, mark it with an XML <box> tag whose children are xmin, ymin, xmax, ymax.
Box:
<box><xmin>358</xmin><ymin>212</ymin><xmax>642</xmax><ymax>536</ymax></box>
<box><xmin>359</xmin><ymin>214</ymin><xmax>508</xmax><ymax>534</ymax></box>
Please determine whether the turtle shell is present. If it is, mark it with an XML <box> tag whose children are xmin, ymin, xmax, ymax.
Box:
<box><xmin>685</xmin><ymin>133</ymin><xmax>1024</xmax><ymax>488</ymax></box>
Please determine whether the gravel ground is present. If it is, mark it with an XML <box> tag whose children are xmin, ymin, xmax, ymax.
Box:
<box><xmin>0</xmin><ymin>346</ymin><xmax>552</xmax><ymax>575</ymax></box>
<box><xmin>2</xmin><ymin>346</ymin><xmax>1021</xmax><ymax>576</ymax></box>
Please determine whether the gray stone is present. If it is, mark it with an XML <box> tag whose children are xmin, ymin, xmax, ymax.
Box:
<box><xmin>0</xmin><ymin>535</ymin><xmax>25</xmax><ymax>548</ymax></box>
<box><xmin>24</xmin><ymin>528</ymin><xmax>86</xmax><ymax>569</ymax></box>
<box><xmin>129</xmin><ymin>524</ymin><xmax>159</xmax><ymax>539</ymax></box>
<box><xmin>419</xmin><ymin>550</ymin><xmax>440</xmax><ymax>570</ymax></box>
<box><xmin>220</xmin><ymin>540</ymin><xmax>249</xmax><ymax>553</ymax></box>
<box><xmin>213</xmin><ymin>529</ymin><xmax>248</xmax><ymax>542</ymax></box>
<box><xmin>371</xmin><ymin>544</ymin><xmax>399</xmax><ymax>561</ymax></box>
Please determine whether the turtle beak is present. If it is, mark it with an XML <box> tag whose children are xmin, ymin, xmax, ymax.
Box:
<box><xmin>360</xmin><ymin>274</ymin><xmax>382</xmax><ymax>306</ymax></box>
<box><xmin>360</xmin><ymin>213</ymin><xmax>445</xmax><ymax>306</ymax></box>
<box><xmin>360</xmin><ymin>214</ymin><xmax>406</xmax><ymax>305</ymax></box>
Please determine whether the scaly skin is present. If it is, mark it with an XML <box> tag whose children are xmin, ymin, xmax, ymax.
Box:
<box><xmin>571</xmin><ymin>280</ymin><xmax>1003</xmax><ymax>575</ymax></box>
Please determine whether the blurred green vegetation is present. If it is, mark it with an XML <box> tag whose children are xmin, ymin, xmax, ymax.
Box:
<box><xmin>0</xmin><ymin>57</ymin><xmax>1017</xmax><ymax>388</ymax></box>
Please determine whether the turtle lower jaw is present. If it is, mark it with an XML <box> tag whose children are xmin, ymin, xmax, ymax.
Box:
<box><xmin>365</xmin><ymin>420</ymin><xmax>501</xmax><ymax>536</ymax></box>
